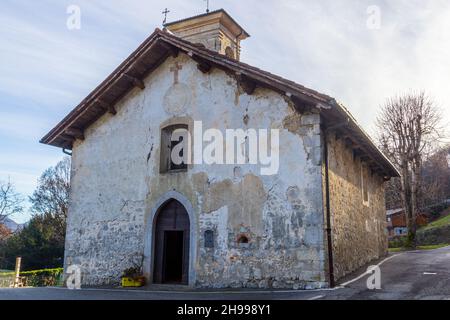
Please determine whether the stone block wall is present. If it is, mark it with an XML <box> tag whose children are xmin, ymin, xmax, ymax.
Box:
<box><xmin>325</xmin><ymin>134</ymin><xmax>388</xmax><ymax>281</ymax></box>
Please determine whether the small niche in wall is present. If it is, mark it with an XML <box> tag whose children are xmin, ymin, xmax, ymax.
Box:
<box><xmin>204</xmin><ymin>230</ymin><xmax>214</xmax><ymax>248</ymax></box>
<box><xmin>237</xmin><ymin>234</ymin><xmax>249</xmax><ymax>248</ymax></box>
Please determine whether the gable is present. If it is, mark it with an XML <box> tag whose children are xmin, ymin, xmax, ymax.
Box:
<box><xmin>74</xmin><ymin>52</ymin><xmax>293</xmax><ymax>159</ymax></box>
<box><xmin>40</xmin><ymin>29</ymin><xmax>399</xmax><ymax>178</ymax></box>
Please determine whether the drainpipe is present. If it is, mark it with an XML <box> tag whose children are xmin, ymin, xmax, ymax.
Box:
<box><xmin>323</xmin><ymin>129</ymin><xmax>335</xmax><ymax>288</ymax></box>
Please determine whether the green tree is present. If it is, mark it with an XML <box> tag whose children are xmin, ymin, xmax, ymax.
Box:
<box><xmin>0</xmin><ymin>214</ymin><xmax>65</xmax><ymax>270</ymax></box>
<box><xmin>29</xmin><ymin>157</ymin><xmax>70</xmax><ymax>243</ymax></box>
<box><xmin>0</xmin><ymin>158</ymin><xmax>70</xmax><ymax>270</ymax></box>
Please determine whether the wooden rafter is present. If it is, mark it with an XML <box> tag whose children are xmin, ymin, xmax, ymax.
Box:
<box><xmin>160</xmin><ymin>42</ymin><xmax>179</xmax><ymax>58</ymax></box>
<box><xmin>65</xmin><ymin>128</ymin><xmax>85</xmax><ymax>140</ymax></box>
<box><xmin>60</xmin><ymin>134</ymin><xmax>75</xmax><ymax>142</ymax></box>
<box><xmin>290</xmin><ymin>95</ymin><xmax>315</xmax><ymax>113</ymax></box>
<box><xmin>238</xmin><ymin>73</ymin><xmax>256</xmax><ymax>95</ymax></box>
<box><xmin>330</xmin><ymin>125</ymin><xmax>388</xmax><ymax>177</ymax></box>
<box><xmin>96</xmin><ymin>99</ymin><xmax>116</xmax><ymax>115</ymax></box>
<box><xmin>123</xmin><ymin>73</ymin><xmax>145</xmax><ymax>90</ymax></box>
<box><xmin>190</xmin><ymin>54</ymin><xmax>212</xmax><ymax>74</ymax></box>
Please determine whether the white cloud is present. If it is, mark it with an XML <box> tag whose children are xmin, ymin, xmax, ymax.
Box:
<box><xmin>0</xmin><ymin>111</ymin><xmax>52</xmax><ymax>141</ymax></box>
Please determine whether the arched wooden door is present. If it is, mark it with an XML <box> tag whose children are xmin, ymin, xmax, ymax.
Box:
<box><xmin>153</xmin><ymin>199</ymin><xmax>190</xmax><ymax>284</ymax></box>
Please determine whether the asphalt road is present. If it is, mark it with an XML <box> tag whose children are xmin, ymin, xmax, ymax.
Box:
<box><xmin>0</xmin><ymin>246</ymin><xmax>449</xmax><ymax>300</ymax></box>
<box><xmin>325</xmin><ymin>245</ymin><xmax>450</xmax><ymax>300</ymax></box>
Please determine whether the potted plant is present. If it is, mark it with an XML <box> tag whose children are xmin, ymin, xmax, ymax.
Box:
<box><xmin>121</xmin><ymin>265</ymin><xmax>146</xmax><ymax>287</ymax></box>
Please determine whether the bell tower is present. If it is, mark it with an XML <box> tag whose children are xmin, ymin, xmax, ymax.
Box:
<box><xmin>164</xmin><ymin>9</ymin><xmax>250</xmax><ymax>61</ymax></box>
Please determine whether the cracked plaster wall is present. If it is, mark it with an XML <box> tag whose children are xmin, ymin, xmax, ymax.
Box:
<box><xmin>65</xmin><ymin>53</ymin><xmax>327</xmax><ymax>288</ymax></box>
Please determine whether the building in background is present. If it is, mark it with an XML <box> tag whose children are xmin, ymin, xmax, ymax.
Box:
<box><xmin>386</xmin><ymin>208</ymin><xmax>428</xmax><ymax>237</ymax></box>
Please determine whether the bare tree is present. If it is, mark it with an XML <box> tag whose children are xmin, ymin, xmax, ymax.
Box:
<box><xmin>0</xmin><ymin>179</ymin><xmax>23</xmax><ymax>224</ymax></box>
<box><xmin>377</xmin><ymin>91</ymin><xmax>442</xmax><ymax>248</ymax></box>
<box><xmin>384</xmin><ymin>177</ymin><xmax>402</xmax><ymax>210</ymax></box>
<box><xmin>422</xmin><ymin>145</ymin><xmax>450</xmax><ymax>206</ymax></box>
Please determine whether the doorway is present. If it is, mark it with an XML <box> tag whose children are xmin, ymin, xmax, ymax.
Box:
<box><xmin>163</xmin><ymin>231</ymin><xmax>184</xmax><ymax>283</ymax></box>
<box><xmin>153</xmin><ymin>199</ymin><xmax>190</xmax><ymax>285</ymax></box>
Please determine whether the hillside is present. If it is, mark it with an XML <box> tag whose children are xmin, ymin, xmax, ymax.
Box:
<box><xmin>421</xmin><ymin>209</ymin><xmax>450</xmax><ymax>231</ymax></box>
<box><xmin>0</xmin><ymin>216</ymin><xmax>23</xmax><ymax>232</ymax></box>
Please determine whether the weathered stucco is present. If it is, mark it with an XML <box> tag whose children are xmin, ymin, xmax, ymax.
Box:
<box><xmin>65</xmin><ymin>53</ymin><xmax>328</xmax><ymax>289</ymax></box>
<box><xmin>325</xmin><ymin>134</ymin><xmax>388</xmax><ymax>281</ymax></box>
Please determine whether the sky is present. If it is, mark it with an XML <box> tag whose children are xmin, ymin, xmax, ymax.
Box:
<box><xmin>1</xmin><ymin>0</ymin><xmax>449</xmax><ymax>223</ymax></box>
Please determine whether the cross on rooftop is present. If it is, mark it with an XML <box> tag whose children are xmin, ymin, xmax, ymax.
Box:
<box><xmin>162</xmin><ymin>8</ymin><xmax>170</xmax><ymax>25</ymax></box>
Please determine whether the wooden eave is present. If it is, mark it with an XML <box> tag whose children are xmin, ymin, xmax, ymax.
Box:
<box><xmin>40</xmin><ymin>28</ymin><xmax>400</xmax><ymax>178</ymax></box>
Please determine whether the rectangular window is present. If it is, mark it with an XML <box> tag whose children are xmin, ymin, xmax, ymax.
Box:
<box><xmin>160</xmin><ymin>124</ymin><xmax>188</xmax><ymax>173</ymax></box>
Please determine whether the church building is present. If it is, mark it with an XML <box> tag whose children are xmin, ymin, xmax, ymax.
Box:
<box><xmin>41</xmin><ymin>9</ymin><xmax>399</xmax><ymax>289</ymax></box>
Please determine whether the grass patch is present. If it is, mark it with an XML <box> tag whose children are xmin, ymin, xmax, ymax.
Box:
<box><xmin>421</xmin><ymin>211</ymin><xmax>450</xmax><ymax>231</ymax></box>
<box><xmin>417</xmin><ymin>244</ymin><xmax>450</xmax><ymax>250</ymax></box>
<box><xmin>389</xmin><ymin>243</ymin><xmax>450</xmax><ymax>252</ymax></box>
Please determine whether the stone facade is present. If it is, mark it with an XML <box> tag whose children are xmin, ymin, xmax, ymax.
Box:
<box><xmin>325</xmin><ymin>134</ymin><xmax>388</xmax><ymax>281</ymax></box>
<box><xmin>65</xmin><ymin>53</ymin><xmax>329</xmax><ymax>289</ymax></box>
